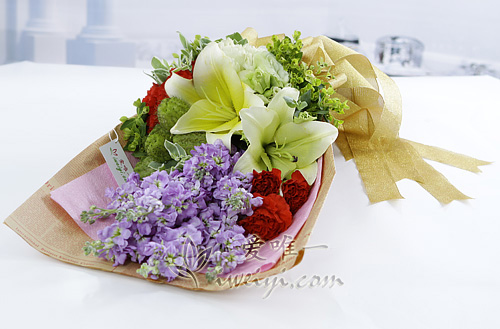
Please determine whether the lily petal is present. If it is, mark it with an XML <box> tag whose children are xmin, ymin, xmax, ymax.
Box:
<box><xmin>239</xmin><ymin>106</ymin><xmax>280</xmax><ymax>147</ymax></box>
<box><xmin>170</xmin><ymin>99</ymin><xmax>237</xmax><ymax>134</ymax></box>
<box><xmin>233</xmin><ymin>144</ymin><xmax>268</xmax><ymax>174</ymax></box>
<box><xmin>274</xmin><ymin>121</ymin><xmax>338</xmax><ymax>168</ymax></box>
<box><xmin>267</xmin><ymin>87</ymin><xmax>299</xmax><ymax>124</ymax></box>
<box><xmin>206</xmin><ymin>121</ymin><xmax>243</xmax><ymax>149</ymax></box>
<box><xmin>266</xmin><ymin>147</ymin><xmax>298</xmax><ymax>179</ymax></box>
<box><xmin>193</xmin><ymin>42</ymin><xmax>245</xmax><ymax>111</ymax></box>
<box><xmin>164</xmin><ymin>73</ymin><xmax>201</xmax><ymax>105</ymax></box>
<box><xmin>297</xmin><ymin>161</ymin><xmax>318</xmax><ymax>185</ymax></box>
<box><xmin>243</xmin><ymin>85</ymin><xmax>265</xmax><ymax>109</ymax></box>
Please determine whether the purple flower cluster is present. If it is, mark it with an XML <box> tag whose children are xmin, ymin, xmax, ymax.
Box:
<box><xmin>82</xmin><ymin>140</ymin><xmax>262</xmax><ymax>282</ymax></box>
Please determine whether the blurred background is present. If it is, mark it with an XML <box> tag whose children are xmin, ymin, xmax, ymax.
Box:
<box><xmin>1</xmin><ymin>0</ymin><xmax>499</xmax><ymax>77</ymax></box>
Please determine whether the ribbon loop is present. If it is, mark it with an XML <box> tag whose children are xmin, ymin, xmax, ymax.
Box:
<box><xmin>243</xmin><ymin>28</ymin><xmax>489</xmax><ymax>203</ymax></box>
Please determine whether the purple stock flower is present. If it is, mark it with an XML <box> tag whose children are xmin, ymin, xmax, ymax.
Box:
<box><xmin>85</xmin><ymin>140</ymin><xmax>260</xmax><ymax>282</ymax></box>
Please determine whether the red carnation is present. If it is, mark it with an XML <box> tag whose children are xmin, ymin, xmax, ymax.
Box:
<box><xmin>169</xmin><ymin>62</ymin><xmax>195</xmax><ymax>80</ymax></box>
<box><xmin>282</xmin><ymin>170</ymin><xmax>311</xmax><ymax>214</ymax></box>
<box><xmin>142</xmin><ymin>80</ymin><xmax>168</xmax><ymax>133</ymax></box>
<box><xmin>251</xmin><ymin>168</ymin><xmax>282</xmax><ymax>196</ymax></box>
<box><xmin>239</xmin><ymin>193</ymin><xmax>292</xmax><ymax>241</ymax></box>
<box><xmin>172</xmin><ymin>68</ymin><xmax>193</xmax><ymax>80</ymax></box>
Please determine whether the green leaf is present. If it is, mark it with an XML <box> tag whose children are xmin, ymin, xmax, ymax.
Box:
<box><xmin>151</xmin><ymin>56</ymin><xmax>163</xmax><ymax>69</ymax></box>
<box><xmin>148</xmin><ymin>161</ymin><xmax>165</xmax><ymax>171</ymax></box>
<box><xmin>301</xmin><ymin>89</ymin><xmax>312</xmax><ymax>104</ymax></box>
<box><xmin>226</xmin><ymin>32</ymin><xmax>248</xmax><ymax>45</ymax></box>
<box><xmin>132</xmin><ymin>150</ymin><xmax>148</xmax><ymax>158</ymax></box>
<box><xmin>283</xmin><ymin>96</ymin><xmax>296</xmax><ymax>108</ymax></box>
<box><xmin>164</xmin><ymin>139</ymin><xmax>187</xmax><ymax>161</ymax></box>
<box><xmin>179</xmin><ymin>32</ymin><xmax>189</xmax><ymax>49</ymax></box>
<box><xmin>120</xmin><ymin>118</ymin><xmax>135</xmax><ymax>130</ymax></box>
<box><xmin>133</xmin><ymin>98</ymin><xmax>142</xmax><ymax>108</ymax></box>
<box><xmin>164</xmin><ymin>159</ymin><xmax>178</xmax><ymax>169</ymax></box>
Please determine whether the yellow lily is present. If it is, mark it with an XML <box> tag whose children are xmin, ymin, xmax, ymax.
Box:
<box><xmin>234</xmin><ymin>88</ymin><xmax>338</xmax><ymax>184</ymax></box>
<box><xmin>165</xmin><ymin>42</ymin><xmax>263</xmax><ymax>148</ymax></box>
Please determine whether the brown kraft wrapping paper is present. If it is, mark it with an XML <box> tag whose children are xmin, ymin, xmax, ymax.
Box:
<box><xmin>4</xmin><ymin>123</ymin><xmax>335</xmax><ymax>291</ymax></box>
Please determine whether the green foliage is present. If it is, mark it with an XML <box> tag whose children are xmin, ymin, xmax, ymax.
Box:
<box><xmin>80</xmin><ymin>204</ymin><xmax>130</xmax><ymax>226</ymax></box>
<box><xmin>286</xmin><ymin>87</ymin><xmax>348</xmax><ymax>127</ymax></box>
<box><xmin>147</xmin><ymin>33</ymin><xmax>211</xmax><ymax>84</ymax></box>
<box><xmin>83</xmin><ymin>240</ymin><xmax>104</xmax><ymax>256</ymax></box>
<box><xmin>293</xmin><ymin>110</ymin><xmax>317</xmax><ymax>123</ymax></box>
<box><xmin>173</xmin><ymin>33</ymin><xmax>212</xmax><ymax>72</ymax></box>
<box><xmin>161</xmin><ymin>139</ymin><xmax>191</xmax><ymax>172</ymax></box>
<box><xmin>120</xmin><ymin>99</ymin><xmax>149</xmax><ymax>155</ymax></box>
<box><xmin>224</xmin><ymin>32</ymin><xmax>248</xmax><ymax>46</ymax></box>
<box><xmin>146</xmin><ymin>140</ymin><xmax>192</xmax><ymax>173</ymax></box>
<box><xmin>266</xmin><ymin>31</ymin><xmax>306</xmax><ymax>88</ymax></box>
<box><xmin>164</xmin><ymin>139</ymin><xmax>188</xmax><ymax>161</ymax></box>
<box><xmin>148</xmin><ymin>57</ymin><xmax>173</xmax><ymax>85</ymax></box>
<box><xmin>267</xmin><ymin>31</ymin><xmax>349</xmax><ymax>125</ymax></box>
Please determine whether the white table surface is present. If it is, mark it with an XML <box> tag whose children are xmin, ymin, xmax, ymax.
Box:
<box><xmin>1</xmin><ymin>62</ymin><xmax>499</xmax><ymax>329</ymax></box>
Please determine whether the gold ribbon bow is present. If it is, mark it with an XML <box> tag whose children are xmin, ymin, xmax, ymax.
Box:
<box><xmin>242</xmin><ymin>28</ymin><xmax>489</xmax><ymax>203</ymax></box>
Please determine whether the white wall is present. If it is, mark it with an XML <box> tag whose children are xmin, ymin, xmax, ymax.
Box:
<box><xmin>334</xmin><ymin>0</ymin><xmax>498</xmax><ymax>62</ymax></box>
<box><xmin>0</xmin><ymin>0</ymin><xmax>5</xmax><ymax>63</ymax></box>
<box><xmin>108</xmin><ymin>0</ymin><xmax>500</xmax><ymax>65</ymax></box>
<box><xmin>1</xmin><ymin>0</ymin><xmax>499</xmax><ymax>74</ymax></box>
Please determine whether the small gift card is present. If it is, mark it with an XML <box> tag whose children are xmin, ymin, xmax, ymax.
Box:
<box><xmin>99</xmin><ymin>138</ymin><xmax>133</xmax><ymax>186</ymax></box>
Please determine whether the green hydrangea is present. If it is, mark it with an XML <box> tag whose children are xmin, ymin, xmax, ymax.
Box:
<box><xmin>172</xmin><ymin>132</ymin><xmax>206</xmax><ymax>153</ymax></box>
<box><xmin>218</xmin><ymin>38</ymin><xmax>289</xmax><ymax>102</ymax></box>
<box><xmin>144</xmin><ymin>125</ymin><xmax>172</xmax><ymax>162</ymax></box>
<box><xmin>133</xmin><ymin>156</ymin><xmax>157</xmax><ymax>178</ymax></box>
<box><xmin>157</xmin><ymin>97</ymin><xmax>191</xmax><ymax>132</ymax></box>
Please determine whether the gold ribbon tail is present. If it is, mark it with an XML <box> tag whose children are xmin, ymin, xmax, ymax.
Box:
<box><xmin>403</xmin><ymin>139</ymin><xmax>491</xmax><ymax>173</ymax></box>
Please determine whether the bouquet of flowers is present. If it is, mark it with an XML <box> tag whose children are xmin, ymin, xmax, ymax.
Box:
<box><xmin>76</xmin><ymin>30</ymin><xmax>343</xmax><ymax>285</ymax></box>
<box><xmin>5</xmin><ymin>28</ymin><xmax>487</xmax><ymax>291</ymax></box>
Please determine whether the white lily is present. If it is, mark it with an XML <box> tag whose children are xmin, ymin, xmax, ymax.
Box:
<box><xmin>165</xmin><ymin>42</ymin><xmax>263</xmax><ymax>148</ymax></box>
<box><xmin>234</xmin><ymin>88</ymin><xmax>338</xmax><ymax>184</ymax></box>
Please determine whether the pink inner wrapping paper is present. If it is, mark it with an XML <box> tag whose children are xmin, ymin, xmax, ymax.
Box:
<box><xmin>50</xmin><ymin>152</ymin><xmax>139</xmax><ymax>240</ymax></box>
<box><xmin>50</xmin><ymin>155</ymin><xmax>322</xmax><ymax>277</ymax></box>
<box><xmin>51</xmin><ymin>163</ymin><xmax>118</xmax><ymax>240</ymax></box>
